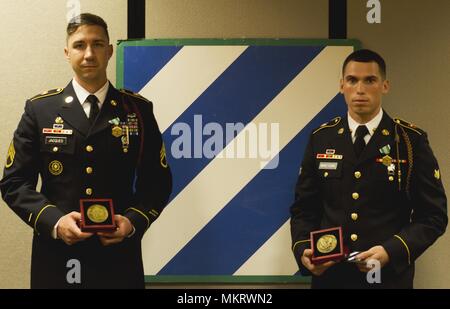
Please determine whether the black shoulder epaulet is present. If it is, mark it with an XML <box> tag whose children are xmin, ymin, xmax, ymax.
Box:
<box><xmin>394</xmin><ymin>118</ymin><xmax>423</xmax><ymax>135</ymax></box>
<box><xmin>119</xmin><ymin>88</ymin><xmax>151</xmax><ymax>103</ymax></box>
<box><xmin>30</xmin><ymin>88</ymin><xmax>64</xmax><ymax>102</ymax></box>
<box><xmin>313</xmin><ymin>116</ymin><xmax>341</xmax><ymax>134</ymax></box>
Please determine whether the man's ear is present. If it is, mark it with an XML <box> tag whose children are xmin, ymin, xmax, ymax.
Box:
<box><xmin>339</xmin><ymin>78</ymin><xmax>344</xmax><ymax>94</ymax></box>
<box><xmin>108</xmin><ymin>44</ymin><xmax>113</xmax><ymax>60</ymax></box>
<box><xmin>382</xmin><ymin>79</ymin><xmax>390</xmax><ymax>94</ymax></box>
<box><xmin>64</xmin><ymin>47</ymin><xmax>70</xmax><ymax>61</ymax></box>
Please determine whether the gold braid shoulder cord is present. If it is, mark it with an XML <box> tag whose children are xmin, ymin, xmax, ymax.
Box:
<box><xmin>395</xmin><ymin>124</ymin><xmax>414</xmax><ymax>199</ymax></box>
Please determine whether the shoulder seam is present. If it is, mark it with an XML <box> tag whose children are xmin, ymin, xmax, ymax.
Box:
<box><xmin>312</xmin><ymin>117</ymin><xmax>341</xmax><ymax>134</ymax></box>
<box><xmin>120</xmin><ymin>89</ymin><xmax>151</xmax><ymax>103</ymax></box>
<box><xmin>30</xmin><ymin>88</ymin><xmax>64</xmax><ymax>102</ymax></box>
<box><xmin>394</xmin><ymin>117</ymin><xmax>423</xmax><ymax>135</ymax></box>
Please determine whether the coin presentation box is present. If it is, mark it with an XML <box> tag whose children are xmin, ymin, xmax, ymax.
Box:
<box><xmin>80</xmin><ymin>199</ymin><xmax>116</xmax><ymax>232</ymax></box>
<box><xmin>310</xmin><ymin>226</ymin><xmax>345</xmax><ymax>265</ymax></box>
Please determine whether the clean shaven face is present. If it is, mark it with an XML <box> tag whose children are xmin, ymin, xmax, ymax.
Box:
<box><xmin>340</xmin><ymin>61</ymin><xmax>390</xmax><ymax>123</ymax></box>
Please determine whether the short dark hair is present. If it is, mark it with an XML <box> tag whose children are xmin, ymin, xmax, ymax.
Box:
<box><xmin>342</xmin><ymin>49</ymin><xmax>386</xmax><ymax>79</ymax></box>
<box><xmin>67</xmin><ymin>13</ymin><xmax>109</xmax><ymax>41</ymax></box>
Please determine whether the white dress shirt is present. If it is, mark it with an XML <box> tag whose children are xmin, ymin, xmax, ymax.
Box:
<box><xmin>348</xmin><ymin>109</ymin><xmax>383</xmax><ymax>144</ymax></box>
<box><xmin>72</xmin><ymin>79</ymin><xmax>109</xmax><ymax>117</ymax></box>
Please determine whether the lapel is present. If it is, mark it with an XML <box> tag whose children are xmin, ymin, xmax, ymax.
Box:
<box><xmin>357</xmin><ymin>111</ymin><xmax>394</xmax><ymax>165</ymax></box>
<box><xmin>333</xmin><ymin>116</ymin><xmax>358</xmax><ymax>166</ymax></box>
<box><xmin>57</xmin><ymin>82</ymin><xmax>91</xmax><ymax>136</ymax></box>
<box><xmin>88</xmin><ymin>84</ymin><xmax>127</xmax><ymax>137</ymax></box>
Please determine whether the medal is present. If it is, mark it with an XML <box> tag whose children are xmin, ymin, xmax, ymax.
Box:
<box><xmin>108</xmin><ymin>117</ymin><xmax>120</xmax><ymax>126</ymax></box>
<box><xmin>316</xmin><ymin>234</ymin><xmax>337</xmax><ymax>254</ymax></box>
<box><xmin>112</xmin><ymin>126</ymin><xmax>123</xmax><ymax>138</ymax></box>
<box><xmin>379</xmin><ymin>144</ymin><xmax>391</xmax><ymax>155</ymax></box>
<box><xmin>121</xmin><ymin>126</ymin><xmax>130</xmax><ymax>153</ymax></box>
<box><xmin>387</xmin><ymin>163</ymin><xmax>395</xmax><ymax>175</ymax></box>
<box><xmin>382</xmin><ymin>155</ymin><xmax>393</xmax><ymax>167</ymax></box>
<box><xmin>87</xmin><ymin>204</ymin><xmax>109</xmax><ymax>223</ymax></box>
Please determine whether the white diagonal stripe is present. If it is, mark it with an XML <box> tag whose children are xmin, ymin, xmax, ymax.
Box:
<box><xmin>139</xmin><ymin>45</ymin><xmax>248</xmax><ymax>132</ymax></box>
<box><xmin>142</xmin><ymin>46</ymin><xmax>353</xmax><ymax>275</ymax></box>
<box><xmin>234</xmin><ymin>220</ymin><xmax>298</xmax><ymax>275</ymax></box>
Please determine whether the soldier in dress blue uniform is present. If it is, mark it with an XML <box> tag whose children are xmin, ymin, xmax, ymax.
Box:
<box><xmin>290</xmin><ymin>49</ymin><xmax>447</xmax><ymax>288</ymax></box>
<box><xmin>0</xmin><ymin>13</ymin><xmax>172</xmax><ymax>288</ymax></box>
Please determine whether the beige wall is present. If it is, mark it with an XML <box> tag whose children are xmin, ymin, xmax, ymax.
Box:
<box><xmin>1</xmin><ymin>0</ymin><xmax>448</xmax><ymax>288</ymax></box>
<box><xmin>146</xmin><ymin>0</ymin><xmax>328</xmax><ymax>38</ymax></box>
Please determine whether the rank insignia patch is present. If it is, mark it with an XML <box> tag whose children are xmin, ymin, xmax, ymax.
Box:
<box><xmin>160</xmin><ymin>143</ymin><xmax>168</xmax><ymax>168</ymax></box>
<box><xmin>5</xmin><ymin>140</ymin><xmax>15</xmax><ymax>168</ymax></box>
<box><xmin>434</xmin><ymin>169</ymin><xmax>440</xmax><ymax>180</ymax></box>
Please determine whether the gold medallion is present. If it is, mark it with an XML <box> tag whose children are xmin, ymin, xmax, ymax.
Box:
<box><xmin>55</xmin><ymin>117</ymin><xmax>64</xmax><ymax>124</ymax></box>
<box><xmin>382</xmin><ymin>155</ymin><xmax>392</xmax><ymax>167</ymax></box>
<box><xmin>382</xmin><ymin>129</ymin><xmax>390</xmax><ymax>136</ymax></box>
<box><xmin>49</xmin><ymin>160</ymin><xmax>63</xmax><ymax>175</ymax></box>
<box><xmin>112</xmin><ymin>126</ymin><xmax>123</xmax><ymax>137</ymax></box>
<box><xmin>87</xmin><ymin>204</ymin><xmax>109</xmax><ymax>223</ymax></box>
<box><xmin>316</xmin><ymin>234</ymin><xmax>337</xmax><ymax>254</ymax></box>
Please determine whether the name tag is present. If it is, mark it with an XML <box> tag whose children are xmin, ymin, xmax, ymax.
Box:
<box><xmin>319</xmin><ymin>162</ymin><xmax>338</xmax><ymax>170</ymax></box>
<box><xmin>45</xmin><ymin>136</ymin><xmax>67</xmax><ymax>145</ymax></box>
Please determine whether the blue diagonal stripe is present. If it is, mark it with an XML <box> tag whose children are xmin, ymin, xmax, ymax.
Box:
<box><xmin>158</xmin><ymin>94</ymin><xmax>347</xmax><ymax>274</ymax></box>
<box><xmin>124</xmin><ymin>45</ymin><xmax>183</xmax><ymax>92</ymax></box>
<box><xmin>163</xmin><ymin>45</ymin><xmax>324</xmax><ymax>201</ymax></box>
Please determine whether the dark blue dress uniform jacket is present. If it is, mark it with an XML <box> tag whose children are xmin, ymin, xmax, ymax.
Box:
<box><xmin>290</xmin><ymin>111</ymin><xmax>447</xmax><ymax>288</ymax></box>
<box><xmin>0</xmin><ymin>81</ymin><xmax>172</xmax><ymax>288</ymax></box>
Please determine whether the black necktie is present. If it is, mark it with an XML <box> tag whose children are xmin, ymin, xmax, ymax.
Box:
<box><xmin>354</xmin><ymin>125</ymin><xmax>369</xmax><ymax>157</ymax></box>
<box><xmin>86</xmin><ymin>95</ymin><xmax>99</xmax><ymax>124</ymax></box>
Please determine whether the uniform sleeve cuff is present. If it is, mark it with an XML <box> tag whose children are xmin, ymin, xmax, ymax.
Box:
<box><xmin>127</xmin><ymin>225</ymin><xmax>136</xmax><ymax>238</ymax></box>
<box><xmin>124</xmin><ymin>207</ymin><xmax>151</xmax><ymax>239</ymax></box>
<box><xmin>51</xmin><ymin>218</ymin><xmax>63</xmax><ymax>239</ymax></box>
<box><xmin>292</xmin><ymin>240</ymin><xmax>312</xmax><ymax>276</ymax></box>
<box><xmin>34</xmin><ymin>205</ymin><xmax>65</xmax><ymax>238</ymax></box>
<box><xmin>382</xmin><ymin>235</ymin><xmax>411</xmax><ymax>274</ymax></box>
